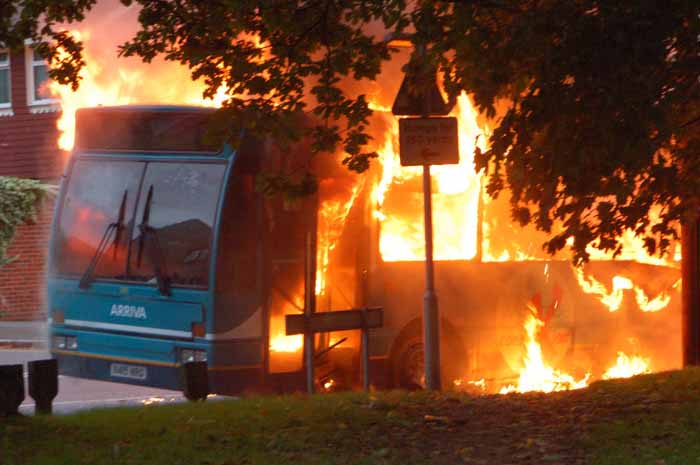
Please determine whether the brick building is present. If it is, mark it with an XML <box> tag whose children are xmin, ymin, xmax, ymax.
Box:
<box><xmin>0</xmin><ymin>44</ymin><xmax>64</xmax><ymax>321</ymax></box>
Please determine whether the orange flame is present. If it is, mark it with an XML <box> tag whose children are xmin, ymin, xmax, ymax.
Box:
<box><xmin>602</xmin><ymin>352</ymin><xmax>651</xmax><ymax>379</ymax></box>
<box><xmin>50</xmin><ymin>29</ymin><xmax>227</xmax><ymax>153</ymax></box>
<box><xmin>585</xmin><ymin>227</ymin><xmax>681</xmax><ymax>268</ymax></box>
<box><xmin>574</xmin><ymin>268</ymin><xmax>632</xmax><ymax>312</ymax></box>
<box><xmin>574</xmin><ymin>267</ymin><xmax>676</xmax><ymax>313</ymax></box>
<box><xmin>500</xmin><ymin>308</ymin><xmax>590</xmax><ymax>394</ymax></box>
<box><xmin>316</xmin><ymin>180</ymin><xmax>363</xmax><ymax>295</ymax></box>
<box><xmin>269</xmin><ymin>297</ymin><xmax>304</xmax><ymax>354</ymax></box>
<box><xmin>373</xmin><ymin>93</ymin><xmax>487</xmax><ymax>262</ymax></box>
<box><xmin>634</xmin><ymin>279</ymin><xmax>680</xmax><ymax>312</ymax></box>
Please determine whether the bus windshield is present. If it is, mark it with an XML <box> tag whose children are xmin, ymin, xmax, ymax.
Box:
<box><xmin>128</xmin><ymin>163</ymin><xmax>225</xmax><ymax>287</ymax></box>
<box><xmin>53</xmin><ymin>160</ymin><xmax>226</xmax><ymax>288</ymax></box>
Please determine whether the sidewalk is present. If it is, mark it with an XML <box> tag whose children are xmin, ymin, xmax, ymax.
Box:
<box><xmin>0</xmin><ymin>320</ymin><xmax>47</xmax><ymax>349</ymax></box>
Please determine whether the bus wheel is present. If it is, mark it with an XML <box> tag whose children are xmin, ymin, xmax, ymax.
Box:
<box><xmin>392</xmin><ymin>336</ymin><xmax>426</xmax><ymax>390</ymax></box>
<box><xmin>391</xmin><ymin>321</ymin><xmax>467</xmax><ymax>390</ymax></box>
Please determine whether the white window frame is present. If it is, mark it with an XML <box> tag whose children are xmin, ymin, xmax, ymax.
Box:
<box><xmin>24</xmin><ymin>42</ymin><xmax>59</xmax><ymax>113</ymax></box>
<box><xmin>0</xmin><ymin>49</ymin><xmax>12</xmax><ymax>116</ymax></box>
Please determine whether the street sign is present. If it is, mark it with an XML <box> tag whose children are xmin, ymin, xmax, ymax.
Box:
<box><xmin>285</xmin><ymin>307</ymin><xmax>384</xmax><ymax>392</ymax></box>
<box><xmin>391</xmin><ymin>71</ymin><xmax>453</xmax><ymax>116</ymax></box>
<box><xmin>398</xmin><ymin>117</ymin><xmax>459</xmax><ymax>166</ymax></box>
<box><xmin>285</xmin><ymin>307</ymin><xmax>383</xmax><ymax>335</ymax></box>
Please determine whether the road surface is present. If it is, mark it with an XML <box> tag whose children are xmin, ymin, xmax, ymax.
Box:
<box><xmin>2</xmin><ymin>350</ymin><xmax>187</xmax><ymax>415</ymax></box>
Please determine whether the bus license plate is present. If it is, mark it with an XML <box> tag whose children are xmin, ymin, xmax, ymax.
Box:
<box><xmin>110</xmin><ymin>363</ymin><xmax>147</xmax><ymax>380</ymax></box>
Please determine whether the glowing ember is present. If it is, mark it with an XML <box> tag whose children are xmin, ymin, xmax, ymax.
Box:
<box><xmin>467</xmin><ymin>378</ymin><xmax>487</xmax><ymax>391</ymax></box>
<box><xmin>500</xmin><ymin>308</ymin><xmax>590</xmax><ymax>394</ymax></box>
<box><xmin>453</xmin><ymin>378</ymin><xmax>487</xmax><ymax>391</ymax></box>
<box><xmin>323</xmin><ymin>379</ymin><xmax>336</xmax><ymax>390</ymax></box>
<box><xmin>141</xmin><ymin>396</ymin><xmax>166</xmax><ymax>405</ymax></box>
<box><xmin>602</xmin><ymin>352</ymin><xmax>651</xmax><ymax>379</ymax></box>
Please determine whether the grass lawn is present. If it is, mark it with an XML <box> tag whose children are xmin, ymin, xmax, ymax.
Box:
<box><xmin>4</xmin><ymin>369</ymin><xmax>700</xmax><ymax>465</ymax></box>
<box><xmin>585</xmin><ymin>369</ymin><xmax>700</xmax><ymax>465</ymax></box>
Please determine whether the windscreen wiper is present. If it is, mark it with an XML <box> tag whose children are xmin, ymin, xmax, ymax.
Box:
<box><xmin>78</xmin><ymin>189</ymin><xmax>128</xmax><ymax>290</ymax></box>
<box><xmin>136</xmin><ymin>185</ymin><xmax>171</xmax><ymax>296</ymax></box>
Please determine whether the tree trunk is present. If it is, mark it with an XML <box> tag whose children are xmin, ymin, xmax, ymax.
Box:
<box><xmin>682</xmin><ymin>216</ymin><xmax>700</xmax><ymax>366</ymax></box>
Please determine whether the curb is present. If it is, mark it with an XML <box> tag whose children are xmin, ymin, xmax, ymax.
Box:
<box><xmin>0</xmin><ymin>340</ymin><xmax>47</xmax><ymax>350</ymax></box>
<box><xmin>0</xmin><ymin>321</ymin><xmax>48</xmax><ymax>350</ymax></box>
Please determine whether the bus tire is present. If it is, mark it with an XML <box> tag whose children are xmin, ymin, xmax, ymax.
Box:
<box><xmin>390</xmin><ymin>319</ymin><xmax>466</xmax><ymax>390</ymax></box>
<box><xmin>392</xmin><ymin>335</ymin><xmax>426</xmax><ymax>390</ymax></box>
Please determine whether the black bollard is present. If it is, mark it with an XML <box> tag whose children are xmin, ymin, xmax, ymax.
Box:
<box><xmin>181</xmin><ymin>361</ymin><xmax>209</xmax><ymax>401</ymax></box>
<box><xmin>0</xmin><ymin>364</ymin><xmax>25</xmax><ymax>416</ymax></box>
<box><xmin>28</xmin><ymin>359</ymin><xmax>58</xmax><ymax>415</ymax></box>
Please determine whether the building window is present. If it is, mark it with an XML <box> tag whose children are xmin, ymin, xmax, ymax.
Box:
<box><xmin>0</xmin><ymin>50</ymin><xmax>10</xmax><ymax>108</ymax></box>
<box><xmin>25</xmin><ymin>46</ymin><xmax>58</xmax><ymax>111</ymax></box>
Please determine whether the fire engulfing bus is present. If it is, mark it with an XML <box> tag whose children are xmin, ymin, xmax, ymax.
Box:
<box><xmin>48</xmin><ymin>105</ymin><xmax>682</xmax><ymax>394</ymax></box>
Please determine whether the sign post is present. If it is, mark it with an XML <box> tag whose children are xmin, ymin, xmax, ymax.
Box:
<box><xmin>399</xmin><ymin>117</ymin><xmax>459</xmax><ymax>390</ymax></box>
<box><xmin>397</xmin><ymin>116</ymin><xmax>459</xmax><ymax>391</ymax></box>
<box><xmin>395</xmin><ymin>117</ymin><xmax>459</xmax><ymax>393</ymax></box>
<box><xmin>421</xmin><ymin>163</ymin><xmax>440</xmax><ymax>391</ymax></box>
<box><xmin>390</xmin><ymin>37</ymin><xmax>458</xmax><ymax>391</ymax></box>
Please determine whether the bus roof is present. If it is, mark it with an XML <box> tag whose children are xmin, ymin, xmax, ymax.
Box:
<box><xmin>74</xmin><ymin>105</ymin><xmax>222</xmax><ymax>155</ymax></box>
<box><xmin>76</xmin><ymin>105</ymin><xmax>217</xmax><ymax>114</ymax></box>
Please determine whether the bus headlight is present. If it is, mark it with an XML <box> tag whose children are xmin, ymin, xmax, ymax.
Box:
<box><xmin>53</xmin><ymin>335</ymin><xmax>78</xmax><ymax>350</ymax></box>
<box><xmin>181</xmin><ymin>349</ymin><xmax>194</xmax><ymax>363</ymax></box>
<box><xmin>52</xmin><ymin>335</ymin><xmax>66</xmax><ymax>349</ymax></box>
<box><xmin>180</xmin><ymin>349</ymin><xmax>207</xmax><ymax>363</ymax></box>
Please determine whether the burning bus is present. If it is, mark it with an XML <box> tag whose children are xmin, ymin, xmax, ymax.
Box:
<box><xmin>36</xmin><ymin>0</ymin><xmax>685</xmax><ymax>395</ymax></box>
<box><xmin>314</xmin><ymin>97</ymin><xmax>682</xmax><ymax>392</ymax></box>
<box><xmin>46</xmin><ymin>102</ymin><xmax>682</xmax><ymax>394</ymax></box>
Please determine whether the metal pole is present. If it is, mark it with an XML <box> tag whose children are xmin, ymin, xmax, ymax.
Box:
<box><xmin>422</xmin><ymin>165</ymin><xmax>441</xmax><ymax>390</ymax></box>
<box><xmin>361</xmin><ymin>308</ymin><xmax>370</xmax><ymax>391</ymax></box>
<box><xmin>304</xmin><ymin>195</ymin><xmax>318</xmax><ymax>394</ymax></box>
<box><xmin>27</xmin><ymin>359</ymin><xmax>58</xmax><ymax>415</ymax></box>
<box><xmin>0</xmin><ymin>364</ymin><xmax>25</xmax><ymax>416</ymax></box>
<box><xmin>304</xmin><ymin>231</ymin><xmax>315</xmax><ymax>394</ymax></box>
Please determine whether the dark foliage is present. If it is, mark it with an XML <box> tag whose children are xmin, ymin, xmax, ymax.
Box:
<box><xmin>2</xmin><ymin>1</ymin><xmax>699</xmax><ymax>262</ymax></box>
